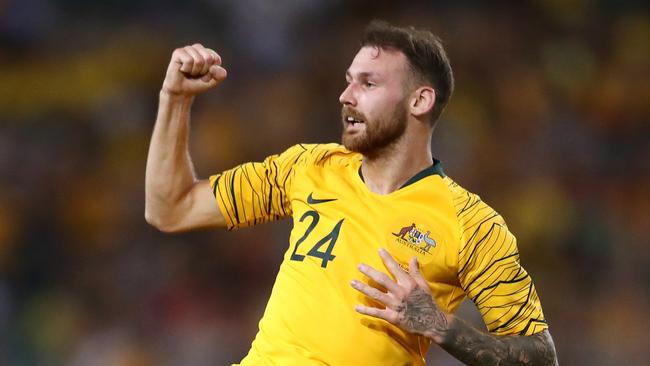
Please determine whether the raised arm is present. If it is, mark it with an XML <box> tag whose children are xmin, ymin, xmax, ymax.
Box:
<box><xmin>145</xmin><ymin>44</ymin><xmax>228</xmax><ymax>232</ymax></box>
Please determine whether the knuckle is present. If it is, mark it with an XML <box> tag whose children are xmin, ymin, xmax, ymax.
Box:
<box><xmin>405</xmin><ymin>281</ymin><xmax>416</xmax><ymax>292</ymax></box>
<box><xmin>419</xmin><ymin>282</ymin><xmax>432</xmax><ymax>294</ymax></box>
<box><xmin>173</xmin><ymin>50</ymin><xmax>186</xmax><ymax>60</ymax></box>
<box><xmin>371</xmin><ymin>288</ymin><xmax>383</xmax><ymax>301</ymax></box>
<box><xmin>395</xmin><ymin>290</ymin><xmax>406</xmax><ymax>301</ymax></box>
<box><xmin>388</xmin><ymin>313</ymin><xmax>398</xmax><ymax>323</ymax></box>
<box><xmin>378</xmin><ymin>273</ymin><xmax>391</xmax><ymax>284</ymax></box>
<box><xmin>366</xmin><ymin>287</ymin><xmax>376</xmax><ymax>297</ymax></box>
<box><xmin>369</xmin><ymin>292</ymin><xmax>379</xmax><ymax>301</ymax></box>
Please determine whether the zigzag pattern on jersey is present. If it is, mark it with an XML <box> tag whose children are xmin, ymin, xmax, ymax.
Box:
<box><xmin>211</xmin><ymin>144</ymin><xmax>308</xmax><ymax>229</ymax></box>
<box><xmin>211</xmin><ymin>143</ymin><xmax>354</xmax><ymax>230</ymax></box>
<box><xmin>446</xmin><ymin>179</ymin><xmax>547</xmax><ymax>336</ymax></box>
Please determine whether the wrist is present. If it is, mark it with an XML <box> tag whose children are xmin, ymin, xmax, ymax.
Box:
<box><xmin>159</xmin><ymin>89</ymin><xmax>195</xmax><ymax>105</ymax></box>
<box><xmin>427</xmin><ymin>312</ymin><xmax>455</xmax><ymax>346</ymax></box>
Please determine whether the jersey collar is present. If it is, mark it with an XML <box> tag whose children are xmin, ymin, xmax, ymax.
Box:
<box><xmin>358</xmin><ymin>159</ymin><xmax>445</xmax><ymax>190</ymax></box>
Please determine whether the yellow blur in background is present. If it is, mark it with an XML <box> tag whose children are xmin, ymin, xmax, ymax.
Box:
<box><xmin>0</xmin><ymin>0</ymin><xmax>648</xmax><ymax>365</ymax></box>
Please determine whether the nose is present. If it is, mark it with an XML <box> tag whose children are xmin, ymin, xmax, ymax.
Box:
<box><xmin>339</xmin><ymin>83</ymin><xmax>356</xmax><ymax>106</ymax></box>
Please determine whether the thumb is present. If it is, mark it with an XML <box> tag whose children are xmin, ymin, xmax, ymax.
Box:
<box><xmin>197</xmin><ymin>66</ymin><xmax>227</xmax><ymax>89</ymax></box>
<box><xmin>409</xmin><ymin>257</ymin><xmax>431</xmax><ymax>294</ymax></box>
<box><xmin>209</xmin><ymin>65</ymin><xmax>228</xmax><ymax>81</ymax></box>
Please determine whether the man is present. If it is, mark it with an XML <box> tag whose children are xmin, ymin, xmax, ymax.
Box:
<box><xmin>145</xmin><ymin>21</ymin><xmax>558</xmax><ymax>365</ymax></box>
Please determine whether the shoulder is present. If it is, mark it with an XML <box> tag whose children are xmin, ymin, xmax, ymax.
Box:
<box><xmin>288</xmin><ymin>143</ymin><xmax>360</xmax><ymax>167</ymax></box>
<box><xmin>441</xmin><ymin>176</ymin><xmax>506</xmax><ymax>230</ymax></box>
<box><xmin>444</xmin><ymin>177</ymin><xmax>483</xmax><ymax>215</ymax></box>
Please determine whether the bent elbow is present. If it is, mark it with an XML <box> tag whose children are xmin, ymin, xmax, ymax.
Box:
<box><xmin>144</xmin><ymin>209</ymin><xmax>164</xmax><ymax>230</ymax></box>
<box><xmin>144</xmin><ymin>208</ymin><xmax>180</xmax><ymax>233</ymax></box>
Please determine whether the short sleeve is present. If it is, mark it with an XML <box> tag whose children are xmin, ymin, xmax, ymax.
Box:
<box><xmin>209</xmin><ymin>144</ymin><xmax>309</xmax><ymax>230</ymax></box>
<box><xmin>456</xmin><ymin>193</ymin><xmax>548</xmax><ymax>336</ymax></box>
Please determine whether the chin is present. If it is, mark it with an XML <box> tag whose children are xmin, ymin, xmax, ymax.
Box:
<box><xmin>341</xmin><ymin>134</ymin><xmax>363</xmax><ymax>152</ymax></box>
<box><xmin>342</xmin><ymin>134</ymin><xmax>374</xmax><ymax>156</ymax></box>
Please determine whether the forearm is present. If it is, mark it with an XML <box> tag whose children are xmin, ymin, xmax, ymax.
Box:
<box><xmin>350</xmin><ymin>246</ymin><xmax>557</xmax><ymax>366</ymax></box>
<box><xmin>145</xmin><ymin>91</ymin><xmax>197</xmax><ymax>225</ymax></box>
<box><xmin>435</xmin><ymin>315</ymin><xmax>558</xmax><ymax>366</ymax></box>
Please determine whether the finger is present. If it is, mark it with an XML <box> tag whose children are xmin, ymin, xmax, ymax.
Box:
<box><xmin>378</xmin><ymin>248</ymin><xmax>412</xmax><ymax>285</ymax></box>
<box><xmin>358</xmin><ymin>263</ymin><xmax>403</xmax><ymax>297</ymax></box>
<box><xmin>350</xmin><ymin>280</ymin><xmax>399</xmax><ymax>308</ymax></box>
<box><xmin>207</xmin><ymin>49</ymin><xmax>222</xmax><ymax>66</ymax></box>
<box><xmin>174</xmin><ymin>48</ymin><xmax>193</xmax><ymax>74</ymax></box>
<box><xmin>200</xmin><ymin>73</ymin><xmax>213</xmax><ymax>83</ymax></box>
<box><xmin>209</xmin><ymin>65</ymin><xmax>227</xmax><ymax>80</ymax></box>
<box><xmin>191</xmin><ymin>43</ymin><xmax>207</xmax><ymax>57</ymax></box>
<box><xmin>192</xmin><ymin>43</ymin><xmax>213</xmax><ymax>75</ymax></box>
<box><xmin>409</xmin><ymin>257</ymin><xmax>431</xmax><ymax>294</ymax></box>
<box><xmin>184</xmin><ymin>45</ymin><xmax>205</xmax><ymax>76</ymax></box>
<box><xmin>354</xmin><ymin>305</ymin><xmax>398</xmax><ymax>324</ymax></box>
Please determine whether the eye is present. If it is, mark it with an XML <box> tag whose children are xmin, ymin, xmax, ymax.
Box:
<box><xmin>364</xmin><ymin>81</ymin><xmax>376</xmax><ymax>88</ymax></box>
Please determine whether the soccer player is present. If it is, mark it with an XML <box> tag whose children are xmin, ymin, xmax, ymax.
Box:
<box><xmin>145</xmin><ymin>21</ymin><xmax>558</xmax><ymax>365</ymax></box>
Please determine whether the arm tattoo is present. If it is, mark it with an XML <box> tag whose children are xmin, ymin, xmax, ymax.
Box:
<box><xmin>388</xmin><ymin>276</ymin><xmax>557</xmax><ymax>365</ymax></box>
<box><xmin>440</xmin><ymin>319</ymin><xmax>558</xmax><ymax>366</ymax></box>
<box><xmin>402</xmin><ymin>287</ymin><xmax>448</xmax><ymax>336</ymax></box>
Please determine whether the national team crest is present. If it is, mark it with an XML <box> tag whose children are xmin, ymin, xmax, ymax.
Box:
<box><xmin>392</xmin><ymin>223</ymin><xmax>437</xmax><ymax>255</ymax></box>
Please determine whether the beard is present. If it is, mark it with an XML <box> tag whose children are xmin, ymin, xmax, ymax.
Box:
<box><xmin>341</xmin><ymin>102</ymin><xmax>408</xmax><ymax>158</ymax></box>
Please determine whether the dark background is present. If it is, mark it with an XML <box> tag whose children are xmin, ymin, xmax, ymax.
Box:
<box><xmin>1</xmin><ymin>0</ymin><xmax>648</xmax><ymax>365</ymax></box>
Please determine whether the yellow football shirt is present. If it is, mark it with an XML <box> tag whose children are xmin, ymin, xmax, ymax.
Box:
<box><xmin>209</xmin><ymin>143</ymin><xmax>548</xmax><ymax>366</ymax></box>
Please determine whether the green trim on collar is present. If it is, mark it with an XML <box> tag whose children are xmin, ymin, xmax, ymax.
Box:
<box><xmin>400</xmin><ymin>159</ymin><xmax>446</xmax><ymax>188</ymax></box>
<box><xmin>358</xmin><ymin>159</ymin><xmax>445</xmax><ymax>189</ymax></box>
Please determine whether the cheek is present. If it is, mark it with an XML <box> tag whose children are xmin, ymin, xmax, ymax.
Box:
<box><xmin>370</xmin><ymin>94</ymin><xmax>405</xmax><ymax>118</ymax></box>
<box><xmin>363</xmin><ymin>93</ymin><xmax>394</xmax><ymax>113</ymax></box>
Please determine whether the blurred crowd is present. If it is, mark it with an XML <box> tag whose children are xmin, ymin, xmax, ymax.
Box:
<box><xmin>0</xmin><ymin>0</ymin><xmax>648</xmax><ymax>365</ymax></box>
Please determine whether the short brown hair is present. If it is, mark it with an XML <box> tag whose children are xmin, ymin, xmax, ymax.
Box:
<box><xmin>361</xmin><ymin>20</ymin><xmax>454</xmax><ymax>124</ymax></box>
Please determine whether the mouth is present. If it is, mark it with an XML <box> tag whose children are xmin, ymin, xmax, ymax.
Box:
<box><xmin>343</xmin><ymin>115</ymin><xmax>365</xmax><ymax>127</ymax></box>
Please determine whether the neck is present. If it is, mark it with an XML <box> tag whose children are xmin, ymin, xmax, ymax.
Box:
<box><xmin>361</xmin><ymin>124</ymin><xmax>433</xmax><ymax>195</ymax></box>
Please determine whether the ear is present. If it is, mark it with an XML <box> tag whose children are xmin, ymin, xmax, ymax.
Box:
<box><xmin>409</xmin><ymin>86</ymin><xmax>436</xmax><ymax>118</ymax></box>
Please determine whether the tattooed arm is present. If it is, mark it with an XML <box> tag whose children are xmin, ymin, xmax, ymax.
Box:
<box><xmin>351</xmin><ymin>249</ymin><xmax>558</xmax><ymax>366</ymax></box>
<box><xmin>437</xmin><ymin>315</ymin><xmax>557</xmax><ymax>365</ymax></box>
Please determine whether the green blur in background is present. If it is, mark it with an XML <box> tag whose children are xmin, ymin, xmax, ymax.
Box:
<box><xmin>0</xmin><ymin>0</ymin><xmax>648</xmax><ymax>365</ymax></box>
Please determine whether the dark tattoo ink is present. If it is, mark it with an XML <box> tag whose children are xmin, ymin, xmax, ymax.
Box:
<box><xmin>441</xmin><ymin>322</ymin><xmax>558</xmax><ymax>366</ymax></box>
<box><xmin>397</xmin><ymin>288</ymin><xmax>557</xmax><ymax>365</ymax></box>
<box><xmin>401</xmin><ymin>287</ymin><xmax>448</xmax><ymax>338</ymax></box>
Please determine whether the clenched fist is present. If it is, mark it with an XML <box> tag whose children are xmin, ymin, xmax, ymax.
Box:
<box><xmin>161</xmin><ymin>43</ymin><xmax>227</xmax><ymax>97</ymax></box>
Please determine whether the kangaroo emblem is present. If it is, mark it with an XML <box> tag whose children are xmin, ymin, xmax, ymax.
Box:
<box><xmin>392</xmin><ymin>223</ymin><xmax>416</xmax><ymax>239</ymax></box>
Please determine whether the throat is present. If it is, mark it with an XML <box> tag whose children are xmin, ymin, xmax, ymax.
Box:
<box><xmin>359</xmin><ymin>155</ymin><xmax>434</xmax><ymax>195</ymax></box>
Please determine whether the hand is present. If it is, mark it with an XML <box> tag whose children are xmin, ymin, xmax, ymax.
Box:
<box><xmin>161</xmin><ymin>43</ymin><xmax>228</xmax><ymax>97</ymax></box>
<box><xmin>351</xmin><ymin>248</ymin><xmax>450</xmax><ymax>343</ymax></box>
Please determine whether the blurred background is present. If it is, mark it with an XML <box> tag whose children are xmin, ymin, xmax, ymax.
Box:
<box><xmin>0</xmin><ymin>0</ymin><xmax>648</xmax><ymax>365</ymax></box>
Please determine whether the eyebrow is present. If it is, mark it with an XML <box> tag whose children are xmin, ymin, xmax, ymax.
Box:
<box><xmin>345</xmin><ymin>70</ymin><xmax>379</xmax><ymax>79</ymax></box>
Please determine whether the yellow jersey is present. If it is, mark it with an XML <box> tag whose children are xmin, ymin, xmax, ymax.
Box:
<box><xmin>209</xmin><ymin>143</ymin><xmax>548</xmax><ymax>366</ymax></box>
